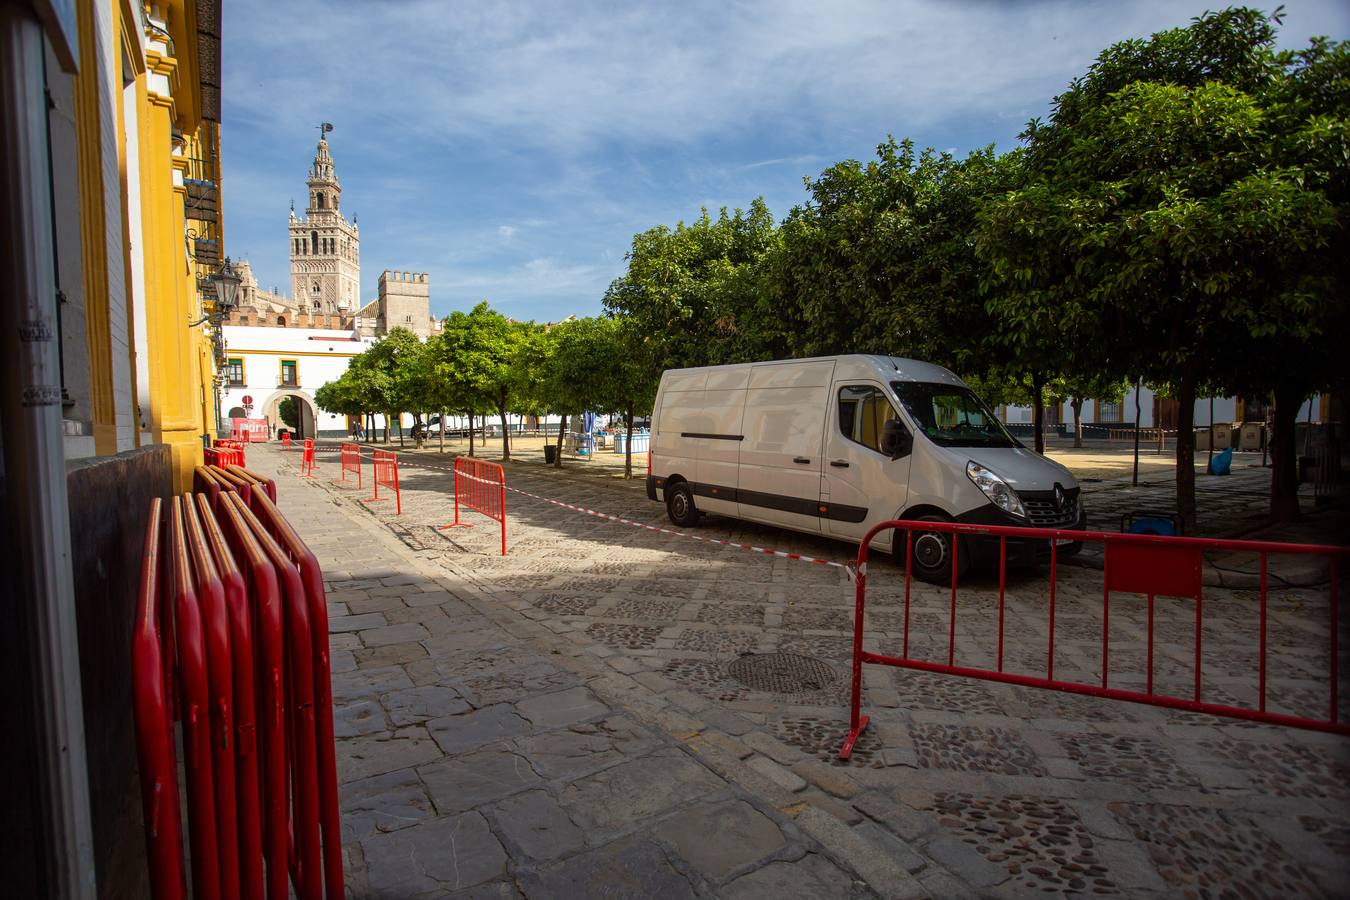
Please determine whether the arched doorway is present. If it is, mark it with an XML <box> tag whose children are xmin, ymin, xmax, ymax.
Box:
<box><xmin>260</xmin><ymin>390</ymin><xmax>318</xmax><ymax>440</ymax></box>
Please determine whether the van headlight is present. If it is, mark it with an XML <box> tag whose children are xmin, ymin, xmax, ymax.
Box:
<box><xmin>966</xmin><ymin>461</ymin><xmax>1026</xmax><ymax>518</ymax></box>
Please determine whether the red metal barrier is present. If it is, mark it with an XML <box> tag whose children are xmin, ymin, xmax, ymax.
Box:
<box><xmin>839</xmin><ymin>520</ymin><xmax>1350</xmax><ymax>760</ymax></box>
<box><xmin>206</xmin><ymin>446</ymin><xmax>245</xmax><ymax>467</ymax></box>
<box><xmin>194</xmin><ymin>493</ymin><xmax>265</xmax><ymax>900</ymax></box>
<box><xmin>301</xmin><ymin>439</ymin><xmax>316</xmax><ymax>477</ymax></box>
<box><xmin>339</xmin><ymin>442</ymin><xmax>362</xmax><ymax>488</ymax></box>
<box><xmin>231</xmin><ymin>494</ymin><xmax>324</xmax><ymax>900</ymax></box>
<box><xmin>281</xmin><ymin>432</ymin><xmax>292</xmax><ymax>451</ymax></box>
<box><xmin>440</xmin><ymin>456</ymin><xmax>506</xmax><ymax>555</ymax></box>
<box><xmin>181</xmin><ymin>500</ymin><xmax>242</xmax><ymax>899</ymax></box>
<box><xmin>132</xmin><ymin>499</ymin><xmax>186</xmax><ymax>900</ymax></box>
<box><xmin>366</xmin><ymin>448</ymin><xmax>401</xmax><ymax>515</ymax></box>
<box><xmin>134</xmin><ymin>488</ymin><xmax>341</xmax><ymax>898</ymax></box>
<box><xmin>167</xmin><ymin>497</ymin><xmax>223</xmax><ymax>900</ymax></box>
<box><xmin>247</xmin><ymin>490</ymin><xmax>344</xmax><ymax>899</ymax></box>
<box><xmin>214</xmin><ymin>493</ymin><xmax>289</xmax><ymax>900</ymax></box>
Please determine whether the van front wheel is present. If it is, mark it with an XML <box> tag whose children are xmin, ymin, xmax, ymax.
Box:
<box><xmin>666</xmin><ymin>483</ymin><xmax>699</xmax><ymax>528</ymax></box>
<box><xmin>896</xmin><ymin>516</ymin><xmax>968</xmax><ymax>586</ymax></box>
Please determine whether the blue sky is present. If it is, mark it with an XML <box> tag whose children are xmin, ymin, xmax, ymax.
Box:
<box><xmin>221</xmin><ymin>0</ymin><xmax>1348</xmax><ymax>323</ymax></box>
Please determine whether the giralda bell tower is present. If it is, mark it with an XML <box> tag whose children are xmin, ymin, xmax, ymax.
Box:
<box><xmin>289</xmin><ymin>123</ymin><xmax>360</xmax><ymax>315</ymax></box>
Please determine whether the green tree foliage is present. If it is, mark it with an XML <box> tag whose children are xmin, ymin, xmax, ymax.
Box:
<box><xmin>604</xmin><ymin>199</ymin><xmax>779</xmax><ymax>369</ymax></box>
<box><xmin>277</xmin><ymin>396</ymin><xmax>299</xmax><ymax>430</ymax></box>
<box><xmin>765</xmin><ymin>139</ymin><xmax>1020</xmax><ymax>371</ymax></box>
<box><xmin>977</xmin><ymin>7</ymin><xmax>1345</xmax><ymax>524</ymax></box>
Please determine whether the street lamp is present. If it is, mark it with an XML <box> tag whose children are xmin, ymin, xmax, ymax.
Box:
<box><xmin>189</xmin><ymin>256</ymin><xmax>242</xmax><ymax>327</ymax></box>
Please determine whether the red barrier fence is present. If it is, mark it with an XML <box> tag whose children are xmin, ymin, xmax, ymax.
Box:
<box><xmin>132</xmin><ymin>490</ymin><xmax>343</xmax><ymax>899</ymax></box>
<box><xmin>281</xmin><ymin>432</ymin><xmax>292</xmax><ymax>451</ymax></box>
<box><xmin>440</xmin><ymin>456</ymin><xmax>506</xmax><ymax>555</ymax></box>
<box><xmin>301</xmin><ymin>439</ymin><xmax>316</xmax><ymax>477</ymax></box>
<box><xmin>366</xmin><ymin>449</ymin><xmax>401</xmax><ymax>514</ymax></box>
<box><xmin>339</xmin><ymin>442</ymin><xmax>362</xmax><ymax>488</ymax></box>
<box><xmin>839</xmin><ymin>520</ymin><xmax>1350</xmax><ymax>760</ymax></box>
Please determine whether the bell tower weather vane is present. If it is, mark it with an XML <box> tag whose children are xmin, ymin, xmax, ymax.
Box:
<box><xmin>317</xmin><ymin>121</ymin><xmax>333</xmax><ymax>137</ymax></box>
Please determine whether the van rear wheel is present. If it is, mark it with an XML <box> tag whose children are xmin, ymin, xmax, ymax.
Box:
<box><xmin>895</xmin><ymin>515</ymin><xmax>968</xmax><ymax>586</ymax></box>
<box><xmin>666</xmin><ymin>483</ymin><xmax>699</xmax><ymax>528</ymax></box>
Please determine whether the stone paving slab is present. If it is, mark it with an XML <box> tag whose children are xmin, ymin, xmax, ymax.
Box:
<box><xmin>260</xmin><ymin>445</ymin><xmax>1348</xmax><ymax>898</ymax></box>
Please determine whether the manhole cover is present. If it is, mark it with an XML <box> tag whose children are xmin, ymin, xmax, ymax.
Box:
<box><xmin>726</xmin><ymin>653</ymin><xmax>838</xmax><ymax>694</ymax></box>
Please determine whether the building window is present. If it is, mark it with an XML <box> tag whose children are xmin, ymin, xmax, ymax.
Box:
<box><xmin>276</xmin><ymin>316</ymin><xmax>286</xmax><ymax>326</ymax></box>
<box><xmin>311</xmin><ymin>230</ymin><xmax>319</xmax><ymax>255</ymax></box>
<box><xmin>317</xmin><ymin>193</ymin><xmax>326</xmax><ymax>208</ymax></box>
<box><xmin>1097</xmin><ymin>400</ymin><xmax>1122</xmax><ymax>423</ymax></box>
<box><xmin>226</xmin><ymin>358</ymin><xmax>245</xmax><ymax>386</ymax></box>
<box><xmin>280</xmin><ymin>359</ymin><xmax>299</xmax><ymax>387</ymax></box>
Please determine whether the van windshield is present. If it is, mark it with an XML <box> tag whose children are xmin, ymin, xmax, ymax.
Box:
<box><xmin>891</xmin><ymin>382</ymin><xmax>1019</xmax><ymax>448</ymax></box>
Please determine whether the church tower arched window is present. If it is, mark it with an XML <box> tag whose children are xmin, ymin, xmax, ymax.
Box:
<box><xmin>311</xmin><ymin>231</ymin><xmax>319</xmax><ymax>255</ymax></box>
<box><xmin>317</xmin><ymin>193</ymin><xmax>326</xmax><ymax>209</ymax></box>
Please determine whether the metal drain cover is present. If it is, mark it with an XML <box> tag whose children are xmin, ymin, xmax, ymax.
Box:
<box><xmin>726</xmin><ymin>653</ymin><xmax>838</xmax><ymax>694</ymax></box>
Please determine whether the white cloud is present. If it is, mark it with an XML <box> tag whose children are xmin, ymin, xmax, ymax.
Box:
<box><xmin>497</xmin><ymin>225</ymin><xmax>517</xmax><ymax>240</ymax></box>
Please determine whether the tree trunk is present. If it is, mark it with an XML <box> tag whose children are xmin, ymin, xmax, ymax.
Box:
<box><xmin>1269</xmin><ymin>384</ymin><xmax>1302</xmax><ymax>522</ymax></box>
<box><xmin>1174</xmin><ymin>369</ymin><xmax>1198</xmax><ymax>532</ymax></box>
<box><xmin>397</xmin><ymin>413</ymin><xmax>404</xmax><ymax>447</ymax></box>
<box><xmin>468</xmin><ymin>411</ymin><xmax>475</xmax><ymax>457</ymax></box>
<box><xmin>498</xmin><ymin>390</ymin><xmax>511</xmax><ymax>461</ymax></box>
<box><xmin>1031</xmin><ymin>374</ymin><xmax>1045</xmax><ymax>455</ymax></box>
<box><xmin>624</xmin><ymin>403</ymin><xmax>634</xmax><ymax>479</ymax></box>
<box><xmin>439</xmin><ymin>408</ymin><xmax>446</xmax><ymax>453</ymax></box>
<box><xmin>1132</xmin><ymin>378</ymin><xmax>1142</xmax><ymax>486</ymax></box>
<box><xmin>1071</xmin><ymin>397</ymin><xmax>1083</xmax><ymax>449</ymax></box>
<box><xmin>554</xmin><ymin>414</ymin><xmax>567</xmax><ymax>469</ymax></box>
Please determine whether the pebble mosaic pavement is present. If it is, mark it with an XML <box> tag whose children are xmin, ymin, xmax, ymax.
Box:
<box><xmin>259</xmin><ymin>443</ymin><xmax>1347</xmax><ymax>898</ymax></box>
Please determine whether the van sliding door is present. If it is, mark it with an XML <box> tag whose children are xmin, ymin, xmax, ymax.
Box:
<box><xmin>735</xmin><ymin>361</ymin><xmax>834</xmax><ymax>533</ymax></box>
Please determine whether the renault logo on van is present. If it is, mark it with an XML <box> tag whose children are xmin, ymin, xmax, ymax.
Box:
<box><xmin>1054</xmin><ymin>484</ymin><xmax>1066</xmax><ymax>510</ymax></box>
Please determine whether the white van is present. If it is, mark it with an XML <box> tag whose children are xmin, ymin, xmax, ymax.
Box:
<box><xmin>645</xmin><ymin>355</ymin><xmax>1086</xmax><ymax>583</ymax></box>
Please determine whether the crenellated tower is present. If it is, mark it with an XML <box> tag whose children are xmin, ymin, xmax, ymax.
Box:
<box><xmin>289</xmin><ymin>135</ymin><xmax>360</xmax><ymax>314</ymax></box>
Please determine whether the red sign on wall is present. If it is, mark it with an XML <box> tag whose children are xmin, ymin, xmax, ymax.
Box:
<box><xmin>242</xmin><ymin>395</ymin><xmax>254</xmax><ymax>406</ymax></box>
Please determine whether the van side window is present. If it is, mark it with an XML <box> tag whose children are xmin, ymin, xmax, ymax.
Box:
<box><xmin>838</xmin><ymin>386</ymin><xmax>897</xmax><ymax>453</ymax></box>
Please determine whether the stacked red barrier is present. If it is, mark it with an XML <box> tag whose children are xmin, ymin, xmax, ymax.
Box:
<box><xmin>280</xmin><ymin>432</ymin><xmax>292</xmax><ymax>451</ymax></box>
<box><xmin>132</xmin><ymin>486</ymin><xmax>342</xmax><ymax>899</ymax></box>
<box><xmin>301</xmin><ymin>438</ymin><xmax>316</xmax><ymax>477</ymax></box>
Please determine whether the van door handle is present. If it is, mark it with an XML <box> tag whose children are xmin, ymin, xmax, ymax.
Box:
<box><xmin>793</xmin><ymin>457</ymin><xmax>811</xmax><ymax>465</ymax></box>
<box><xmin>830</xmin><ymin>459</ymin><xmax>850</xmax><ymax>468</ymax></box>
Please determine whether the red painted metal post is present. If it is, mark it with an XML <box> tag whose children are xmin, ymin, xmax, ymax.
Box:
<box><xmin>1195</xmin><ymin>582</ymin><xmax>1204</xmax><ymax>702</ymax></box>
<box><xmin>392</xmin><ymin>452</ymin><xmax>401</xmax><ymax>515</ymax></box>
<box><xmin>1047</xmin><ymin>543</ymin><xmax>1057</xmax><ymax>681</ymax></box>
<box><xmin>902</xmin><ymin>530</ymin><xmax>912</xmax><ymax>659</ymax></box>
<box><xmin>838</xmin><ymin>538</ymin><xmax>871</xmax><ymax>760</ymax></box>
<box><xmin>947</xmin><ymin>535</ymin><xmax>958</xmax><ymax>667</ymax></box>
<box><xmin>1260</xmin><ymin>553</ymin><xmax>1268</xmax><ymax>712</ymax></box>
<box><xmin>997</xmin><ymin>536</ymin><xmax>1006</xmax><ymax>673</ymax></box>
<box><xmin>1102</xmin><ymin>550</ymin><xmax>1110</xmax><ymax>689</ymax></box>
<box><xmin>500</xmin><ymin>479</ymin><xmax>507</xmax><ymax>556</ymax></box>
<box><xmin>1146</xmin><ymin>593</ymin><xmax>1155</xmax><ymax>696</ymax></box>
<box><xmin>1330</xmin><ymin>560</ymin><xmax>1339</xmax><ymax>724</ymax></box>
<box><xmin>132</xmin><ymin>499</ymin><xmax>186</xmax><ymax>900</ymax></box>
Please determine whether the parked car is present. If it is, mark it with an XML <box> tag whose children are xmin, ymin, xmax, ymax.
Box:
<box><xmin>646</xmin><ymin>354</ymin><xmax>1086</xmax><ymax>584</ymax></box>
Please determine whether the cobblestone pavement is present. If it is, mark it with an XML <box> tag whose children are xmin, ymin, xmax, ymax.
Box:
<box><xmin>260</xmin><ymin>444</ymin><xmax>1348</xmax><ymax>898</ymax></box>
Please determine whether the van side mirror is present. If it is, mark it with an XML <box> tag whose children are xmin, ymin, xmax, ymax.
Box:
<box><xmin>881</xmin><ymin>418</ymin><xmax>912</xmax><ymax>459</ymax></box>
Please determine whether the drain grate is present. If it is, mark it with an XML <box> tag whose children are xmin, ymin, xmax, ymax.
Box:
<box><xmin>726</xmin><ymin>652</ymin><xmax>838</xmax><ymax>694</ymax></box>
